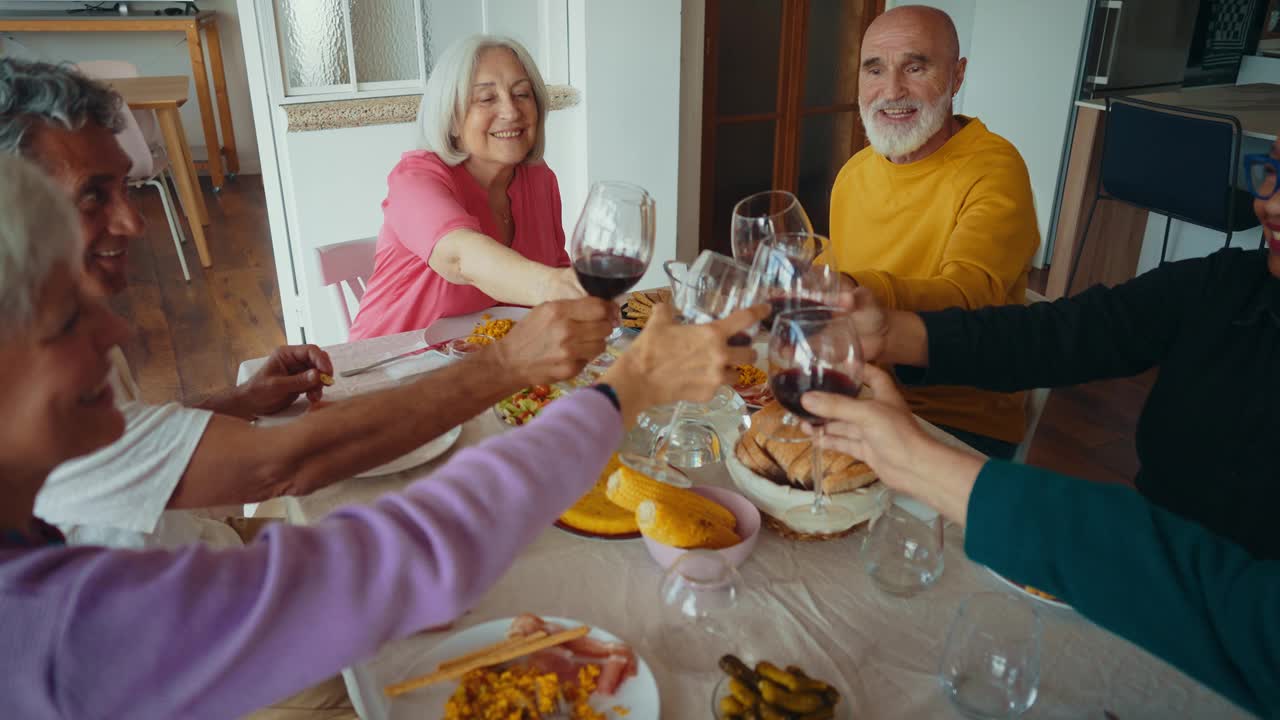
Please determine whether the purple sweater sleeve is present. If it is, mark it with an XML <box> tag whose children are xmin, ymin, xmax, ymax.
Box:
<box><xmin>6</xmin><ymin>391</ymin><xmax>621</xmax><ymax>720</ymax></box>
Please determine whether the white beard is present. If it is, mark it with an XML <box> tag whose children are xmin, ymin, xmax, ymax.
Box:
<box><xmin>860</xmin><ymin>88</ymin><xmax>953</xmax><ymax>159</ymax></box>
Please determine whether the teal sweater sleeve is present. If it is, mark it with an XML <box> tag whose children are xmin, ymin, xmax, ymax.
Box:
<box><xmin>964</xmin><ymin>460</ymin><xmax>1280</xmax><ymax>718</ymax></box>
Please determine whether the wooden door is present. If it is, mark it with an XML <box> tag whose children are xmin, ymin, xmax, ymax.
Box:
<box><xmin>700</xmin><ymin>0</ymin><xmax>884</xmax><ymax>256</ymax></box>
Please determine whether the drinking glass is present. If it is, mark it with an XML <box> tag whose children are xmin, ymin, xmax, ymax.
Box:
<box><xmin>939</xmin><ymin>593</ymin><xmax>1042</xmax><ymax>719</ymax></box>
<box><xmin>570</xmin><ymin>180</ymin><xmax>655</xmax><ymax>299</ymax></box>
<box><xmin>730</xmin><ymin>190</ymin><xmax>814</xmax><ymax>265</ymax></box>
<box><xmin>748</xmin><ymin>232</ymin><xmax>833</xmax><ymax>330</ymax></box>
<box><xmin>861</xmin><ymin>494</ymin><xmax>945</xmax><ymax>597</ymax></box>
<box><xmin>570</xmin><ymin>181</ymin><xmax>655</xmax><ymax>342</ymax></box>
<box><xmin>653</xmin><ymin>550</ymin><xmax>744</xmax><ymax>674</ymax></box>
<box><xmin>621</xmin><ymin>252</ymin><xmax>758</xmax><ymax>485</ymax></box>
<box><xmin>768</xmin><ymin>308</ymin><xmax>864</xmax><ymax>533</ymax></box>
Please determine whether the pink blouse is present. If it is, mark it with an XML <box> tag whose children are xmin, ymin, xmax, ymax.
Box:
<box><xmin>348</xmin><ymin>151</ymin><xmax>570</xmax><ymax>340</ymax></box>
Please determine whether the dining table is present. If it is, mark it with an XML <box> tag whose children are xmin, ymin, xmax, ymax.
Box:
<box><xmin>237</xmin><ymin>312</ymin><xmax>1246</xmax><ymax>720</ymax></box>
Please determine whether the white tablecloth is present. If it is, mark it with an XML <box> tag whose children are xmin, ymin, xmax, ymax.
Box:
<box><xmin>239</xmin><ymin>326</ymin><xmax>1244</xmax><ymax>720</ymax></box>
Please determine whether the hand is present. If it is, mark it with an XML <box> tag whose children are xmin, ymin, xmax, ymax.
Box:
<box><xmin>491</xmin><ymin>297</ymin><xmax>616</xmax><ymax>387</ymax></box>
<box><xmin>800</xmin><ymin>364</ymin><xmax>983</xmax><ymax>523</ymax></box>
<box><xmin>602</xmin><ymin>303</ymin><xmax>767</xmax><ymax>421</ymax></box>
<box><xmin>841</xmin><ymin>286</ymin><xmax>890</xmax><ymax>363</ymax></box>
<box><xmin>543</xmin><ymin>266</ymin><xmax>588</xmax><ymax>302</ymax></box>
<box><xmin>241</xmin><ymin>344</ymin><xmax>335</xmax><ymax>416</ymax></box>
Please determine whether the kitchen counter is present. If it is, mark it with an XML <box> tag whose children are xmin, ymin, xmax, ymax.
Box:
<box><xmin>283</xmin><ymin>84</ymin><xmax>581</xmax><ymax>133</ymax></box>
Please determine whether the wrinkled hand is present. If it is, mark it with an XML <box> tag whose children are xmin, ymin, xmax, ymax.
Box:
<box><xmin>800</xmin><ymin>363</ymin><xmax>946</xmax><ymax>495</ymax></box>
<box><xmin>603</xmin><ymin>303</ymin><xmax>767</xmax><ymax>414</ymax></box>
<box><xmin>801</xmin><ymin>364</ymin><xmax>984</xmax><ymax>524</ymax></box>
<box><xmin>492</xmin><ymin>297</ymin><xmax>616</xmax><ymax>387</ymax></box>
<box><xmin>543</xmin><ymin>266</ymin><xmax>588</xmax><ymax>302</ymax></box>
<box><xmin>836</xmin><ymin>286</ymin><xmax>890</xmax><ymax>363</ymax></box>
<box><xmin>242</xmin><ymin>344</ymin><xmax>335</xmax><ymax>416</ymax></box>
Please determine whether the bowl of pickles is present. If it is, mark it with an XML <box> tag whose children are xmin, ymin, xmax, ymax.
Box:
<box><xmin>713</xmin><ymin>654</ymin><xmax>844</xmax><ymax>719</ymax></box>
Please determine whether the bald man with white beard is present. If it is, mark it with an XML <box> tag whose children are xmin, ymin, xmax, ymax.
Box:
<box><xmin>828</xmin><ymin>5</ymin><xmax>1041</xmax><ymax>459</ymax></box>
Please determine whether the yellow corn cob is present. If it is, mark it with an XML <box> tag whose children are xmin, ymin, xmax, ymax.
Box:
<box><xmin>605</xmin><ymin>466</ymin><xmax>737</xmax><ymax>531</ymax></box>
<box><xmin>636</xmin><ymin>500</ymin><xmax>740</xmax><ymax>549</ymax></box>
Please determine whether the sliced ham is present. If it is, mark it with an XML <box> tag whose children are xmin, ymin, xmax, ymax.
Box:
<box><xmin>504</xmin><ymin>614</ymin><xmax>637</xmax><ymax>697</ymax></box>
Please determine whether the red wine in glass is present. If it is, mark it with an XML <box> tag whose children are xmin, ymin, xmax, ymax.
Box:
<box><xmin>574</xmin><ymin>253</ymin><xmax>647</xmax><ymax>299</ymax></box>
<box><xmin>769</xmin><ymin>368</ymin><xmax>861</xmax><ymax>424</ymax></box>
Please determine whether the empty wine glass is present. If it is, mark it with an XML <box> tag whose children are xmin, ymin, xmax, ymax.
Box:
<box><xmin>653</xmin><ymin>550</ymin><xmax>744</xmax><ymax>674</ymax></box>
<box><xmin>621</xmin><ymin>252</ymin><xmax>758</xmax><ymax>485</ymax></box>
<box><xmin>731</xmin><ymin>190</ymin><xmax>814</xmax><ymax>265</ymax></box>
<box><xmin>939</xmin><ymin>593</ymin><xmax>1042</xmax><ymax>719</ymax></box>
<box><xmin>768</xmin><ymin>308</ymin><xmax>864</xmax><ymax>533</ymax></box>
<box><xmin>861</xmin><ymin>494</ymin><xmax>945</xmax><ymax>597</ymax></box>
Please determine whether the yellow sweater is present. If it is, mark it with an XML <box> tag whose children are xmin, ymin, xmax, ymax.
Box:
<box><xmin>830</xmin><ymin>117</ymin><xmax>1040</xmax><ymax>444</ymax></box>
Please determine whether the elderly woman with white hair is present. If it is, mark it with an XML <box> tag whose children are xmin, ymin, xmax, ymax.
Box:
<box><xmin>0</xmin><ymin>152</ymin><xmax>762</xmax><ymax>717</ymax></box>
<box><xmin>349</xmin><ymin>35</ymin><xmax>582</xmax><ymax>339</ymax></box>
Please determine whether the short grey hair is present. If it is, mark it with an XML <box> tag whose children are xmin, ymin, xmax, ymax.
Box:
<box><xmin>417</xmin><ymin>35</ymin><xmax>549</xmax><ymax>166</ymax></box>
<box><xmin>0</xmin><ymin>154</ymin><xmax>81</xmax><ymax>338</ymax></box>
<box><xmin>0</xmin><ymin>57</ymin><xmax>124</xmax><ymax>157</ymax></box>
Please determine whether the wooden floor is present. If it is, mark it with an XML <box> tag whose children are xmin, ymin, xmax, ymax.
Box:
<box><xmin>111</xmin><ymin>175</ymin><xmax>286</xmax><ymax>406</ymax></box>
<box><xmin>114</xmin><ymin>188</ymin><xmax>1147</xmax><ymax>485</ymax></box>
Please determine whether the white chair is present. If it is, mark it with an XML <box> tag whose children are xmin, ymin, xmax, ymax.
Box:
<box><xmin>1013</xmin><ymin>289</ymin><xmax>1053</xmax><ymax>464</ymax></box>
<box><xmin>77</xmin><ymin>61</ymin><xmax>192</xmax><ymax>282</ymax></box>
<box><xmin>315</xmin><ymin>238</ymin><xmax>378</xmax><ymax>331</ymax></box>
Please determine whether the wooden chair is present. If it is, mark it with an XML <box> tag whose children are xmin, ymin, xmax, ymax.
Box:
<box><xmin>1014</xmin><ymin>289</ymin><xmax>1053</xmax><ymax>464</ymax></box>
<box><xmin>315</xmin><ymin>238</ymin><xmax>377</xmax><ymax>331</ymax></box>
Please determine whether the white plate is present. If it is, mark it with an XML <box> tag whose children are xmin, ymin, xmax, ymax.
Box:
<box><xmin>423</xmin><ymin>306</ymin><xmax>530</xmax><ymax>345</ymax></box>
<box><xmin>987</xmin><ymin>567</ymin><xmax>1073</xmax><ymax>610</ymax></box>
<box><xmin>354</xmin><ymin>425</ymin><xmax>462</xmax><ymax>478</ymax></box>
<box><xmin>388</xmin><ymin>616</ymin><xmax>660</xmax><ymax>720</ymax></box>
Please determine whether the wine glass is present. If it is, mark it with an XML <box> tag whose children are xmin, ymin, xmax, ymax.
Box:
<box><xmin>620</xmin><ymin>251</ymin><xmax>758</xmax><ymax>486</ymax></box>
<box><xmin>653</xmin><ymin>550</ymin><xmax>744</xmax><ymax>674</ymax></box>
<box><xmin>753</xmin><ymin>261</ymin><xmax>845</xmax><ymax>441</ymax></box>
<box><xmin>570</xmin><ymin>181</ymin><xmax>655</xmax><ymax>341</ymax></box>
<box><xmin>748</xmin><ymin>233</ymin><xmax>838</xmax><ymax>333</ymax></box>
<box><xmin>570</xmin><ymin>181</ymin><xmax>655</xmax><ymax>298</ymax></box>
<box><xmin>731</xmin><ymin>190</ymin><xmax>813</xmax><ymax>265</ymax></box>
<box><xmin>939</xmin><ymin>593</ymin><xmax>1042</xmax><ymax>719</ymax></box>
<box><xmin>768</xmin><ymin>307</ymin><xmax>864</xmax><ymax>533</ymax></box>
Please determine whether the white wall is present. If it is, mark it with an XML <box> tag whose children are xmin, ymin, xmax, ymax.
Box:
<box><xmin>0</xmin><ymin>0</ymin><xmax>260</xmax><ymax>173</ymax></box>
<box><xmin>579</xmin><ymin>0</ymin><xmax>684</xmax><ymax>292</ymax></box>
<box><xmin>961</xmin><ymin>1</ymin><xmax>1090</xmax><ymax>266</ymax></box>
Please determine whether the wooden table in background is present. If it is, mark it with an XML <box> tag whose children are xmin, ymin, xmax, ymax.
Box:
<box><xmin>108</xmin><ymin>75</ymin><xmax>212</xmax><ymax>268</ymax></box>
<box><xmin>0</xmin><ymin>10</ymin><xmax>238</xmax><ymax>190</ymax></box>
<box><xmin>1047</xmin><ymin>83</ymin><xmax>1280</xmax><ymax>298</ymax></box>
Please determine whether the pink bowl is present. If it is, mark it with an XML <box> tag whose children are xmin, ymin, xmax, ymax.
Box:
<box><xmin>642</xmin><ymin>486</ymin><xmax>762</xmax><ymax>570</ymax></box>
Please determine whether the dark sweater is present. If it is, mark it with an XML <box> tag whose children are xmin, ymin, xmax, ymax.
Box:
<box><xmin>967</xmin><ymin>461</ymin><xmax>1279</xmax><ymax>718</ymax></box>
<box><xmin>907</xmin><ymin>248</ymin><xmax>1280</xmax><ymax>559</ymax></box>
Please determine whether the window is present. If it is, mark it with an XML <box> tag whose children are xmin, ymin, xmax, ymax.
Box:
<box><xmin>273</xmin><ymin>0</ymin><xmax>429</xmax><ymax>99</ymax></box>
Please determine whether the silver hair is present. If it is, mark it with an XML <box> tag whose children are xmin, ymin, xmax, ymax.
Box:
<box><xmin>0</xmin><ymin>154</ymin><xmax>81</xmax><ymax>337</ymax></box>
<box><xmin>0</xmin><ymin>57</ymin><xmax>124</xmax><ymax>157</ymax></box>
<box><xmin>417</xmin><ymin>34</ymin><xmax>549</xmax><ymax>166</ymax></box>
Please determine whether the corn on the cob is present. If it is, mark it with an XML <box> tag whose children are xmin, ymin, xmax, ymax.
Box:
<box><xmin>636</xmin><ymin>500</ymin><xmax>741</xmax><ymax>549</ymax></box>
<box><xmin>605</xmin><ymin>466</ymin><xmax>737</xmax><ymax>531</ymax></box>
